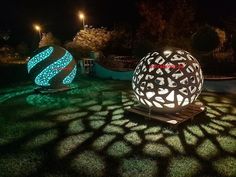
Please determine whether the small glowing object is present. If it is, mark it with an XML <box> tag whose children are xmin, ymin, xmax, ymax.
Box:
<box><xmin>27</xmin><ymin>45</ymin><xmax>77</xmax><ymax>88</ymax></box>
<box><xmin>163</xmin><ymin>50</ymin><xmax>172</xmax><ymax>55</ymax></box>
<box><xmin>79</xmin><ymin>13</ymin><xmax>85</xmax><ymax>20</ymax></box>
<box><xmin>34</xmin><ymin>24</ymin><xmax>41</xmax><ymax>31</ymax></box>
<box><xmin>132</xmin><ymin>49</ymin><xmax>204</xmax><ymax>113</ymax></box>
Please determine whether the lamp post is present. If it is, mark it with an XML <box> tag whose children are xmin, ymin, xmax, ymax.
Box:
<box><xmin>34</xmin><ymin>24</ymin><xmax>42</xmax><ymax>39</ymax></box>
<box><xmin>79</xmin><ymin>12</ymin><xmax>85</xmax><ymax>30</ymax></box>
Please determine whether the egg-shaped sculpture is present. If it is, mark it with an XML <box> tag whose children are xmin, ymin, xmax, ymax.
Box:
<box><xmin>27</xmin><ymin>45</ymin><xmax>77</xmax><ymax>88</ymax></box>
<box><xmin>132</xmin><ymin>49</ymin><xmax>203</xmax><ymax>113</ymax></box>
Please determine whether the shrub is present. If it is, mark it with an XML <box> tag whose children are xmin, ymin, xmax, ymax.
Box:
<box><xmin>231</xmin><ymin>34</ymin><xmax>236</xmax><ymax>51</ymax></box>
<box><xmin>102</xmin><ymin>26</ymin><xmax>133</xmax><ymax>56</ymax></box>
<box><xmin>39</xmin><ymin>32</ymin><xmax>61</xmax><ymax>48</ymax></box>
<box><xmin>64</xmin><ymin>42</ymin><xmax>91</xmax><ymax>60</ymax></box>
<box><xmin>0</xmin><ymin>46</ymin><xmax>21</xmax><ymax>63</ymax></box>
<box><xmin>192</xmin><ymin>25</ymin><xmax>220</xmax><ymax>52</ymax></box>
<box><xmin>16</xmin><ymin>42</ymin><xmax>30</xmax><ymax>56</ymax></box>
<box><xmin>132</xmin><ymin>40</ymin><xmax>155</xmax><ymax>59</ymax></box>
<box><xmin>71</xmin><ymin>27</ymin><xmax>112</xmax><ymax>51</ymax></box>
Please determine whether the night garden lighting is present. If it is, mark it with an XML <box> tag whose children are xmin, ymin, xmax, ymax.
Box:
<box><xmin>63</xmin><ymin>65</ymin><xmax>77</xmax><ymax>85</ymax></box>
<box><xmin>132</xmin><ymin>49</ymin><xmax>204</xmax><ymax>113</ymax></box>
<box><xmin>27</xmin><ymin>45</ymin><xmax>77</xmax><ymax>89</ymax></box>
<box><xmin>27</xmin><ymin>47</ymin><xmax>53</xmax><ymax>72</ymax></box>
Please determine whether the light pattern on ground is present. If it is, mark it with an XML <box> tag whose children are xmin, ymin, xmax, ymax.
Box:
<box><xmin>0</xmin><ymin>77</ymin><xmax>235</xmax><ymax>177</ymax></box>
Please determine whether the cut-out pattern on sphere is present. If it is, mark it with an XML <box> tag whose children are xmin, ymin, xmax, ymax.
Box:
<box><xmin>132</xmin><ymin>49</ymin><xmax>203</xmax><ymax>113</ymax></box>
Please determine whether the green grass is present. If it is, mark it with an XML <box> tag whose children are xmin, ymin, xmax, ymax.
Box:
<box><xmin>71</xmin><ymin>150</ymin><xmax>106</xmax><ymax>177</ymax></box>
<box><xmin>167</xmin><ymin>156</ymin><xmax>201</xmax><ymax>177</ymax></box>
<box><xmin>196</xmin><ymin>139</ymin><xmax>219</xmax><ymax>160</ymax></box>
<box><xmin>107</xmin><ymin>141</ymin><xmax>132</xmax><ymax>157</ymax></box>
<box><xmin>0</xmin><ymin>76</ymin><xmax>236</xmax><ymax>177</ymax></box>
<box><xmin>143</xmin><ymin>143</ymin><xmax>172</xmax><ymax>157</ymax></box>
<box><xmin>213</xmin><ymin>157</ymin><xmax>236</xmax><ymax>177</ymax></box>
<box><xmin>119</xmin><ymin>157</ymin><xmax>158</xmax><ymax>177</ymax></box>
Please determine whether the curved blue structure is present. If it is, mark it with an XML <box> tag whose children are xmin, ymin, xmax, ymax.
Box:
<box><xmin>93</xmin><ymin>62</ymin><xmax>134</xmax><ymax>81</ymax></box>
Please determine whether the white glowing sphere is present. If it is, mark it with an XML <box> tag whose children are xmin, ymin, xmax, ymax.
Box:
<box><xmin>132</xmin><ymin>49</ymin><xmax>204</xmax><ymax>113</ymax></box>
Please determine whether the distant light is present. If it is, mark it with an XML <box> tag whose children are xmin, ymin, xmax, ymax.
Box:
<box><xmin>78</xmin><ymin>11</ymin><xmax>86</xmax><ymax>29</ymax></box>
<box><xmin>79</xmin><ymin>13</ymin><xmax>85</xmax><ymax>20</ymax></box>
<box><xmin>34</xmin><ymin>24</ymin><xmax>41</xmax><ymax>31</ymax></box>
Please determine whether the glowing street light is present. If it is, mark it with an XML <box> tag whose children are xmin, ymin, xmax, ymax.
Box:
<box><xmin>34</xmin><ymin>24</ymin><xmax>42</xmax><ymax>39</ymax></box>
<box><xmin>78</xmin><ymin>12</ymin><xmax>85</xmax><ymax>29</ymax></box>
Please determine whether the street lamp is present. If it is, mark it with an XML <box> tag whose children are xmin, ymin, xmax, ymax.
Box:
<box><xmin>34</xmin><ymin>24</ymin><xmax>42</xmax><ymax>39</ymax></box>
<box><xmin>78</xmin><ymin>12</ymin><xmax>85</xmax><ymax>29</ymax></box>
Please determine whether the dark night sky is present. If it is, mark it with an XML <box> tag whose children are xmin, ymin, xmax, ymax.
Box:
<box><xmin>1</xmin><ymin>0</ymin><xmax>236</xmax><ymax>46</ymax></box>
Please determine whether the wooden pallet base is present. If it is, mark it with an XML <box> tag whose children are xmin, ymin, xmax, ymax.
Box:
<box><xmin>126</xmin><ymin>102</ymin><xmax>206</xmax><ymax>125</ymax></box>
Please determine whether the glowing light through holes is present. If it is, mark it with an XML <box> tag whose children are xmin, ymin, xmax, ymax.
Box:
<box><xmin>63</xmin><ymin>65</ymin><xmax>77</xmax><ymax>85</ymax></box>
<box><xmin>27</xmin><ymin>45</ymin><xmax>77</xmax><ymax>88</ymax></box>
<box><xmin>27</xmin><ymin>47</ymin><xmax>53</xmax><ymax>73</ymax></box>
<box><xmin>35</xmin><ymin>51</ymin><xmax>73</xmax><ymax>86</ymax></box>
<box><xmin>132</xmin><ymin>49</ymin><xmax>204</xmax><ymax>113</ymax></box>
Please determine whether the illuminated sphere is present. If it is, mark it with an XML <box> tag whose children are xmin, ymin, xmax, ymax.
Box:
<box><xmin>27</xmin><ymin>45</ymin><xmax>77</xmax><ymax>88</ymax></box>
<box><xmin>132</xmin><ymin>49</ymin><xmax>204</xmax><ymax>113</ymax></box>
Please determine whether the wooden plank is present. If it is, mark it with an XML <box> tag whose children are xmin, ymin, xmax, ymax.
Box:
<box><xmin>126</xmin><ymin>102</ymin><xmax>205</xmax><ymax>125</ymax></box>
<box><xmin>128</xmin><ymin>108</ymin><xmax>178</xmax><ymax>124</ymax></box>
<box><xmin>133</xmin><ymin>106</ymin><xmax>183</xmax><ymax>123</ymax></box>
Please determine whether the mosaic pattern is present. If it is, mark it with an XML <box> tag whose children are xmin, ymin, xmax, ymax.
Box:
<box><xmin>27</xmin><ymin>47</ymin><xmax>53</xmax><ymax>73</ymax></box>
<box><xmin>63</xmin><ymin>66</ymin><xmax>77</xmax><ymax>85</ymax></box>
<box><xmin>27</xmin><ymin>45</ymin><xmax>77</xmax><ymax>88</ymax></box>
<box><xmin>34</xmin><ymin>51</ymin><xmax>73</xmax><ymax>86</ymax></box>
<box><xmin>132</xmin><ymin>49</ymin><xmax>204</xmax><ymax>112</ymax></box>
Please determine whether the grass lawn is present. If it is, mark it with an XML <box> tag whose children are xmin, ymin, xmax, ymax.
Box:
<box><xmin>0</xmin><ymin>75</ymin><xmax>236</xmax><ymax>177</ymax></box>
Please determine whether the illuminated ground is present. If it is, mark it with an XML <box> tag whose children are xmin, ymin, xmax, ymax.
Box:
<box><xmin>0</xmin><ymin>76</ymin><xmax>235</xmax><ymax>177</ymax></box>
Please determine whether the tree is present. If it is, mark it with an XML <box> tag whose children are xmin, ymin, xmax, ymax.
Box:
<box><xmin>102</xmin><ymin>24</ymin><xmax>134</xmax><ymax>55</ymax></box>
<box><xmin>39</xmin><ymin>32</ymin><xmax>61</xmax><ymax>47</ymax></box>
<box><xmin>64</xmin><ymin>41</ymin><xmax>91</xmax><ymax>60</ymax></box>
<box><xmin>214</xmin><ymin>28</ymin><xmax>226</xmax><ymax>49</ymax></box>
<box><xmin>164</xmin><ymin>0</ymin><xmax>196</xmax><ymax>48</ymax></box>
<box><xmin>137</xmin><ymin>0</ymin><xmax>197</xmax><ymax>49</ymax></box>
<box><xmin>192</xmin><ymin>25</ymin><xmax>220</xmax><ymax>52</ymax></box>
<box><xmin>71</xmin><ymin>27</ymin><xmax>113</xmax><ymax>51</ymax></box>
<box><xmin>137</xmin><ymin>0</ymin><xmax>166</xmax><ymax>42</ymax></box>
<box><xmin>16</xmin><ymin>42</ymin><xmax>29</xmax><ymax>56</ymax></box>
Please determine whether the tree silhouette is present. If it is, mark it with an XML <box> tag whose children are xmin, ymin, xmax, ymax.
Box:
<box><xmin>137</xmin><ymin>0</ymin><xmax>196</xmax><ymax>48</ymax></box>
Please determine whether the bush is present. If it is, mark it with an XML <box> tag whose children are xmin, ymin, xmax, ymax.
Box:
<box><xmin>64</xmin><ymin>42</ymin><xmax>91</xmax><ymax>60</ymax></box>
<box><xmin>0</xmin><ymin>46</ymin><xmax>21</xmax><ymax>63</ymax></box>
<box><xmin>71</xmin><ymin>27</ymin><xmax>112</xmax><ymax>51</ymax></box>
<box><xmin>192</xmin><ymin>25</ymin><xmax>220</xmax><ymax>52</ymax></box>
<box><xmin>16</xmin><ymin>42</ymin><xmax>30</xmax><ymax>56</ymax></box>
<box><xmin>231</xmin><ymin>34</ymin><xmax>236</xmax><ymax>51</ymax></box>
<box><xmin>132</xmin><ymin>40</ymin><xmax>155</xmax><ymax>59</ymax></box>
<box><xmin>39</xmin><ymin>32</ymin><xmax>61</xmax><ymax>48</ymax></box>
<box><xmin>102</xmin><ymin>26</ymin><xmax>133</xmax><ymax>56</ymax></box>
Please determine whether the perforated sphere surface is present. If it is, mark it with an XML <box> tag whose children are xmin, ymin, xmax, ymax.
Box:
<box><xmin>27</xmin><ymin>45</ymin><xmax>77</xmax><ymax>88</ymax></box>
<box><xmin>132</xmin><ymin>49</ymin><xmax>204</xmax><ymax>113</ymax></box>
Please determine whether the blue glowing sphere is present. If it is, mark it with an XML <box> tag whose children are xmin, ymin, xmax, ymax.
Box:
<box><xmin>27</xmin><ymin>45</ymin><xmax>77</xmax><ymax>88</ymax></box>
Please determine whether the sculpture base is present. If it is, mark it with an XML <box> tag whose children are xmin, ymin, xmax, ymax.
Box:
<box><xmin>34</xmin><ymin>86</ymin><xmax>71</xmax><ymax>94</ymax></box>
<box><xmin>126</xmin><ymin>102</ymin><xmax>206</xmax><ymax>125</ymax></box>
